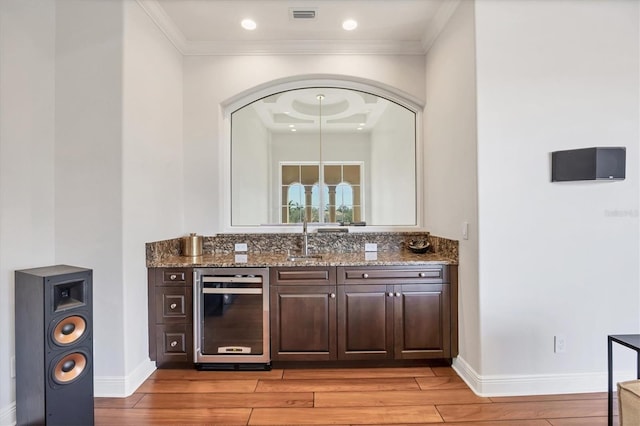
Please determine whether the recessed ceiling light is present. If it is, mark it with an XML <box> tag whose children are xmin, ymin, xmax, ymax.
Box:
<box><xmin>359</xmin><ymin>123</ymin><xmax>365</xmax><ymax>126</ymax></box>
<box><xmin>289</xmin><ymin>124</ymin><xmax>295</xmax><ymax>128</ymax></box>
<box><xmin>342</xmin><ymin>19</ymin><xmax>358</xmax><ymax>31</ymax></box>
<box><xmin>241</xmin><ymin>19</ymin><xmax>257</xmax><ymax>30</ymax></box>
<box><xmin>291</xmin><ymin>128</ymin><xmax>297</xmax><ymax>132</ymax></box>
<box><xmin>357</xmin><ymin>127</ymin><xmax>363</xmax><ymax>131</ymax></box>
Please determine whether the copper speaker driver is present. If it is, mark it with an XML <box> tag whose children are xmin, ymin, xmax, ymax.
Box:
<box><xmin>52</xmin><ymin>315</ymin><xmax>86</xmax><ymax>345</ymax></box>
<box><xmin>53</xmin><ymin>352</ymin><xmax>87</xmax><ymax>384</ymax></box>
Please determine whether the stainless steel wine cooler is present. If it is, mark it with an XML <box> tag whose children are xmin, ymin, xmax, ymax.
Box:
<box><xmin>193</xmin><ymin>268</ymin><xmax>270</xmax><ymax>369</ymax></box>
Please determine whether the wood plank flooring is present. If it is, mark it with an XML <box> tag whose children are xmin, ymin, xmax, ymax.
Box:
<box><xmin>94</xmin><ymin>367</ymin><xmax>617</xmax><ymax>425</ymax></box>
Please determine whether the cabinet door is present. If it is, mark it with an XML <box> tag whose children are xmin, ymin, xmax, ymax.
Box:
<box><xmin>394</xmin><ymin>284</ymin><xmax>450</xmax><ymax>359</ymax></box>
<box><xmin>270</xmin><ymin>285</ymin><xmax>337</xmax><ymax>361</ymax></box>
<box><xmin>338</xmin><ymin>284</ymin><xmax>394</xmax><ymax>360</ymax></box>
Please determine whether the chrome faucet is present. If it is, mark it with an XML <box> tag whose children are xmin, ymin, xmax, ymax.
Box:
<box><xmin>302</xmin><ymin>218</ymin><xmax>309</xmax><ymax>255</ymax></box>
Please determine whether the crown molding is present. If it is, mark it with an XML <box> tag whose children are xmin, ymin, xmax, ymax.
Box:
<box><xmin>136</xmin><ymin>0</ymin><xmax>187</xmax><ymax>54</ymax></box>
<box><xmin>136</xmin><ymin>0</ymin><xmax>429</xmax><ymax>56</ymax></box>
<box><xmin>421</xmin><ymin>0</ymin><xmax>462</xmax><ymax>53</ymax></box>
<box><xmin>182</xmin><ymin>39</ymin><xmax>427</xmax><ymax>56</ymax></box>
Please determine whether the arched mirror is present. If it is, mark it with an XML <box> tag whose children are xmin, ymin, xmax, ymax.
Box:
<box><xmin>231</xmin><ymin>87</ymin><xmax>417</xmax><ymax>227</ymax></box>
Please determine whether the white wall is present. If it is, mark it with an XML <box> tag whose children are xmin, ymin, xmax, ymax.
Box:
<box><xmin>471</xmin><ymin>0</ymin><xmax>639</xmax><ymax>395</ymax></box>
<box><xmin>182</xmin><ymin>55</ymin><xmax>426</xmax><ymax>233</ymax></box>
<box><xmin>54</xmin><ymin>0</ymin><xmax>183</xmax><ymax>398</ymax></box>
<box><xmin>55</xmin><ymin>0</ymin><xmax>126</xmax><ymax>386</ymax></box>
<box><xmin>0</xmin><ymin>1</ymin><xmax>56</xmax><ymax>422</ymax></box>
<box><xmin>424</xmin><ymin>0</ymin><xmax>480</xmax><ymax>377</ymax></box>
<box><xmin>121</xmin><ymin>1</ymin><xmax>184</xmax><ymax>392</ymax></box>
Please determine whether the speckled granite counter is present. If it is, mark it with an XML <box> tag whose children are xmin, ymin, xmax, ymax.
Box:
<box><xmin>147</xmin><ymin>250</ymin><xmax>455</xmax><ymax>268</ymax></box>
<box><xmin>146</xmin><ymin>232</ymin><xmax>458</xmax><ymax>268</ymax></box>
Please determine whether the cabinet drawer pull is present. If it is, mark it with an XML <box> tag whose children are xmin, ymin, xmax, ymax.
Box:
<box><xmin>395</xmin><ymin>292</ymin><xmax>401</xmax><ymax>297</ymax></box>
<box><xmin>170</xmin><ymin>340</ymin><xmax>178</xmax><ymax>347</ymax></box>
<box><xmin>170</xmin><ymin>303</ymin><xmax>177</xmax><ymax>310</ymax></box>
<box><xmin>170</xmin><ymin>274</ymin><xmax>177</xmax><ymax>280</ymax></box>
<box><xmin>388</xmin><ymin>292</ymin><xmax>393</xmax><ymax>297</ymax></box>
<box><xmin>418</xmin><ymin>272</ymin><xmax>426</xmax><ymax>278</ymax></box>
<box><xmin>330</xmin><ymin>293</ymin><xmax>336</xmax><ymax>298</ymax></box>
<box><xmin>362</xmin><ymin>273</ymin><xmax>369</xmax><ymax>279</ymax></box>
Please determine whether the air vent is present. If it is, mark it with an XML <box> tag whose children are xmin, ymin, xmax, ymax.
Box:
<box><xmin>290</xmin><ymin>8</ymin><xmax>317</xmax><ymax>20</ymax></box>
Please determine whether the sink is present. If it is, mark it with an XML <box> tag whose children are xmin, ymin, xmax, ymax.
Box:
<box><xmin>286</xmin><ymin>254</ymin><xmax>323</xmax><ymax>261</ymax></box>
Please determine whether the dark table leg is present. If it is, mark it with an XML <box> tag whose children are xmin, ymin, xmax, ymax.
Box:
<box><xmin>608</xmin><ymin>336</ymin><xmax>613</xmax><ymax>426</ymax></box>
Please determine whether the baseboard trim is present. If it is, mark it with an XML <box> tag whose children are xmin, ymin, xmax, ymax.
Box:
<box><xmin>0</xmin><ymin>401</ymin><xmax>15</xmax><ymax>426</ymax></box>
<box><xmin>452</xmin><ymin>356</ymin><xmax>625</xmax><ymax>397</ymax></box>
<box><xmin>94</xmin><ymin>358</ymin><xmax>156</xmax><ymax>397</ymax></box>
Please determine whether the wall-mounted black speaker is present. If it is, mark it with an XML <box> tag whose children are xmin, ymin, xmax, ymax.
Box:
<box><xmin>15</xmin><ymin>265</ymin><xmax>94</xmax><ymax>426</ymax></box>
<box><xmin>551</xmin><ymin>147</ymin><xmax>626</xmax><ymax>182</ymax></box>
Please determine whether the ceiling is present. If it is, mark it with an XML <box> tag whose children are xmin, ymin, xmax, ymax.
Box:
<box><xmin>139</xmin><ymin>0</ymin><xmax>460</xmax><ymax>55</ymax></box>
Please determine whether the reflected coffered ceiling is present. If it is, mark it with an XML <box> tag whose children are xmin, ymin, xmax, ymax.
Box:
<box><xmin>137</xmin><ymin>0</ymin><xmax>461</xmax><ymax>55</ymax></box>
<box><xmin>248</xmin><ymin>88</ymin><xmax>390</xmax><ymax>134</ymax></box>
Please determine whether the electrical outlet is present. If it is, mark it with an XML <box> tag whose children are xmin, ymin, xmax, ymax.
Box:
<box><xmin>365</xmin><ymin>251</ymin><xmax>378</xmax><ymax>261</ymax></box>
<box><xmin>365</xmin><ymin>243</ymin><xmax>377</xmax><ymax>252</ymax></box>
<box><xmin>235</xmin><ymin>243</ymin><xmax>248</xmax><ymax>252</ymax></box>
<box><xmin>554</xmin><ymin>335</ymin><xmax>566</xmax><ymax>353</ymax></box>
<box><xmin>10</xmin><ymin>356</ymin><xmax>15</xmax><ymax>378</ymax></box>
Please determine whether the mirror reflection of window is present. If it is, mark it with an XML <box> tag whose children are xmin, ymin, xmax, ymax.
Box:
<box><xmin>310</xmin><ymin>184</ymin><xmax>329</xmax><ymax>223</ymax></box>
<box><xmin>286</xmin><ymin>183</ymin><xmax>305</xmax><ymax>223</ymax></box>
<box><xmin>335</xmin><ymin>183</ymin><xmax>354</xmax><ymax>224</ymax></box>
<box><xmin>280</xmin><ymin>162</ymin><xmax>362</xmax><ymax>224</ymax></box>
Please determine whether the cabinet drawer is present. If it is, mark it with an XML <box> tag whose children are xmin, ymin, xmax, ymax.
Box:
<box><xmin>270</xmin><ymin>266</ymin><xmax>336</xmax><ymax>285</ymax></box>
<box><xmin>158</xmin><ymin>268</ymin><xmax>192</xmax><ymax>285</ymax></box>
<box><xmin>155</xmin><ymin>324</ymin><xmax>193</xmax><ymax>366</ymax></box>
<box><xmin>337</xmin><ymin>265</ymin><xmax>448</xmax><ymax>284</ymax></box>
<box><xmin>155</xmin><ymin>287</ymin><xmax>192</xmax><ymax>324</ymax></box>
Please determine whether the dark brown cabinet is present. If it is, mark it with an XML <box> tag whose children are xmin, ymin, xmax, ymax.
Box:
<box><xmin>148</xmin><ymin>267</ymin><xmax>193</xmax><ymax>368</ymax></box>
<box><xmin>270</xmin><ymin>264</ymin><xmax>457</xmax><ymax>363</ymax></box>
<box><xmin>270</xmin><ymin>267</ymin><xmax>337</xmax><ymax>361</ymax></box>
<box><xmin>147</xmin><ymin>263</ymin><xmax>457</xmax><ymax>368</ymax></box>
<box><xmin>337</xmin><ymin>265</ymin><xmax>455</xmax><ymax>361</ymax></box>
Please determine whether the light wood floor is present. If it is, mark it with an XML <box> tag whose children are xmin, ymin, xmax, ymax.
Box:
<box><xmin>95</xmin><ymin>366</ymin><xmax>617</xmax><ymax>425</ymax></box>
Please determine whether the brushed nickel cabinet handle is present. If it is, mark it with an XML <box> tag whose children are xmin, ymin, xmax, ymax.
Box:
<box><xmin>388</xmin><ymin>292</ymin><xmax>393</xmax><ymax>297</ymax></box>
<box><xmin>170</xmin><ymin>303</ymin><xmax>177</xmax><ymax>310</ymax></box>
<box><xmin>170</xmin><ymin>341</ymin><xmax>178</xmax><ymax>347</ymax></box>
<box><xmin>170</xmin><ymin>274</ymin><xmax>177</xmax><ymax>280</ymax></box>
<box><xmin>330</xmin><ymin>293</ymin><xmax>336</xmax><ymax>298</ymax></box>
<box><xmin>419</xmin><ymin>272</ymin><xmax>426</xmax><ymax>278</ymax></box>
<box><xmin>395</xmin><ymin>292</ymin><xmax>401</xmax><ymax>297</ymax></box>
<box><xmin>362</xmin><ymin>273</ymin><xmax>369</xmax><ymax>279</ymax></box>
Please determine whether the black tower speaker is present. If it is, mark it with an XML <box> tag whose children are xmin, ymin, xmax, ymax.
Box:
<box><xmin>15</xmin><ymin>265</ymin><xmax>94</xmax><ymax>426</ymax></box>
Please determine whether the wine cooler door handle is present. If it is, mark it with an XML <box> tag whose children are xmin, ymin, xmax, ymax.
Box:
<box><xmin>202</xmin><ymin>288</ymin><xmax>262</xmax><ymax>295</ymax></box>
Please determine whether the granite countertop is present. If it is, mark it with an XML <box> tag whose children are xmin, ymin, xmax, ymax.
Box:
<box><xmin>147</xmin><ymin>250</ymin><xmax>456</xmax><ymax>268</ymax></box>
